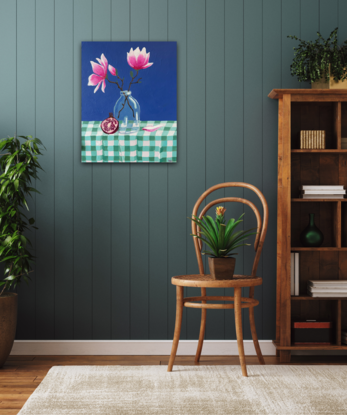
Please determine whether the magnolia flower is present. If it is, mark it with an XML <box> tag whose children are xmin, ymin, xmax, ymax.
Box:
<box><xmin>108</xmin><ymin>64</ymin><xmax>117</xmax><ymax>76</ymax></box>
<box><xmin>127</xmin><ymin>47</ymin><xmax>153</xmax><ymax>70</ymax></box>
<box><xmin>88</xmin><ymin>53</ymin><xmax>108</xmax><ymax>93</ymax></box>
<box><xmin>216</xmin><ymin>206</ymin><xmax>226</xmax><ymax>216</ymax></box>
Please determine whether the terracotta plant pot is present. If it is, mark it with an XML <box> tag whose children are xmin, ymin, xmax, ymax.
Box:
<box><xmin>208</xmin><ymin>257</ymin><xmax>236</xmax><ymax>280</ymax></box>
<box><xmin>0</xmin><ymin>293</ymin><xmax>18</xmax><ymax>368</ymax></box>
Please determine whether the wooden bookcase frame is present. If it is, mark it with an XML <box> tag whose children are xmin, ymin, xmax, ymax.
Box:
<box><xmin>269</xmin><ymin>89</ymin><xmax>347</xmax><ymax>363</ymax></box>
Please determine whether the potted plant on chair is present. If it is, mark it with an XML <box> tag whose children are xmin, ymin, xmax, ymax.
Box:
<box><xmin>0</xmin><ymin>135</ymin><xmax>44</xmax><ymax>368</ymax></box>
<box><xmin>189</xmin><ymin>207</ymin><xmax>256</xmax><ymax>280</ymax></box>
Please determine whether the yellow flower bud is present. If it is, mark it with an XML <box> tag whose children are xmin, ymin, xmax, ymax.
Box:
<box><xmin>216</xmin><ymin>206</ymin><xmax>226</xmax><ymax>216</ymax></box>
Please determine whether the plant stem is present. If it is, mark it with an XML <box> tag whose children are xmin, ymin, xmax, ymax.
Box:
<box><xmin>0</xmin><ymin>284</ymin><xmax>6</xmax><ymax>297</ymax></box>
<box><xmin>107</xmin><ymin>78</ymin><xmax>123</xmax><ymax>91</ymax></box>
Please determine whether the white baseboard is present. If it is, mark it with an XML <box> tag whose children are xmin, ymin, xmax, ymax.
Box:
<box><xmin>11</xmin><ymin>340</ymin><xmax>276</xmax><ymax>356</ymax></box>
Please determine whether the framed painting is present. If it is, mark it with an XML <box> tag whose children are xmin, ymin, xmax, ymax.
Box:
<box><xmin>81</xmin><ymin>41</ymin><xmax>177</xmax><ymax>163</ymax></box>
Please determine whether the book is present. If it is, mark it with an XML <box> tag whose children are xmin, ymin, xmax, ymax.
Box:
<box><xmin>312</xmin><ymin>131</ymin><xmax>316</xmax><ymax>149</ymax></box>
<box><xmin>291</xmin><ymin>253</ymin><xmax>295</xmax><ymax>296</ymax></box>
<box><xmin>302</xmin><ymin>190</ymin><xmax>346</xmax><ymax>195</ymax></box>
<box><xmin>301</xmin><ymin>185</ymin><xmax>344</xmax><ymax>190</ymax></box>
<box><xmin>302</xmin><ymin>195</ymin><xmax>344</xmax><ymax>199</ymax></box>
<box><xmin>309</xmin><ymin>280</ymin><xmax>347</xmax><ymax>286</ymax></box>
<box><xmin>292</xmin><ymin>321</ymin><xmax>332</xmax><ymax>329</ymax></box>
<box><xmin>309</xmin><ymin>287</ymin><xmax>347</xmax><ymax>293</ymax></box>
<box><xmin>309</xmin><ymin>292</ymin><xmax>347</xmax><ymax>297</ymax></box>
<box><xmin>294</xmin><ymin>252</ymin><xmax>299</xmax><ymax>296</ymax></box>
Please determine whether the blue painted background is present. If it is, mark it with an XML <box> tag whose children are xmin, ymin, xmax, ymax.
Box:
<box><xmin>82</xmin><ymin>41</ymin><xmax>177</xmax><ymax>121</ymax></box>
<box><xmin>1</xmin><ymin>0</ymin><xmax>347</xmax><ymax>342</ymax></box>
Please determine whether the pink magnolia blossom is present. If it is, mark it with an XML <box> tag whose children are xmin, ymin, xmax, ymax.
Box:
<box><xmin>88</xmin><ymin>53</ymin><xmax>108</xmax><ymax>93</ymax></box>
<box><xmin>108</xmin><ymin>64</ymin><xmax>117</xmax><ymax>76</ymax></box>
<box><xmin>127</xmin><ymin>47</ymin><xmax>153</xmax><ymax>70</ymax></box>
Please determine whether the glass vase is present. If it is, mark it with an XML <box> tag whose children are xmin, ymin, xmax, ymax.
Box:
<box><xmin>300</xmin><ymin>213</ymin><xmax>324</xmax><ymax>247</ymax></box>
<box><xmin>114</xmin><ymin>90</ymin><xmax>140</xmax><ymax>134</ymax></box>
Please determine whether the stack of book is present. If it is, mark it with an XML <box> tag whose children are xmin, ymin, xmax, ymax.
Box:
<box><xmin>342</xmin><ymin>331</ymin><xmax>347</xmax><ymax>345</ymax></box>
<box><xmin>300</xmin><ymin>130</ymin><xmax>326</xmax><ymax>149</ymax></box>
<box><xmin>290</xmin><ymin>252</ymin><xmax>299</xmax><ymax>296</ymax></box>
<box><xmin>301</xmin><ymin>185</ymin><xmax>346</xmax><ymax>199</ymax></box>
<box><xmin>308</xmin><ymin>280</ymin><xmax>347</xmax><ymax>297</ymax></box>
<box><xmin>292</xmin><ymin>320</ymin><xmax>332</xmax><ymax>345</ymax></box>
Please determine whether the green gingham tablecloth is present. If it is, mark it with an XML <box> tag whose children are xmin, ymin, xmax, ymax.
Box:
<box><xmin>81</xmin><ymin>121</ymin><xmax>177</xmax><ymax>163</ymax></box>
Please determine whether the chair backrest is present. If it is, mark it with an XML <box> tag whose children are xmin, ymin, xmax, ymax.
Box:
<box><xmin>192</xmin><ymin>182</ymin><xmax>268</xmax><ymax>277</ymax></box>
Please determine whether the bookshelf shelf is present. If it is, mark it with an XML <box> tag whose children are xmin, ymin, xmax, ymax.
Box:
<box><xmin>291</xmin><ymin>295</ymin><xmax>347</xmax><ymax>301</ymax></box>
<box><xmin>269</xmin><ymin>89</ymin><xmax>347</xmax><ymax>363</ymax></box>
<box><xmin>291</xmin><ymin>247</ymin><xmax>347</xmax><ymax>251</ymax></box>
<box><xmin>273</xmin><ymin>341</ymin><xmax>347</xmax><ymax>351</ymax></box>
<box><xmin>291</xmin><ymin>149</ymin><xmax>347</xmax><ymax>153</ymax></box>
<box><xmin>292</xmin><ymin>199</ymin><xmax>347</xmax><ymax>202</ymax></box>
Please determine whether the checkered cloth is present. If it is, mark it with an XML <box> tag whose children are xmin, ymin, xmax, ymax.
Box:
<box><xmin>81</xmin><ymin>121</ymin><xmax>177</xmax><ymax>163</ymax></box>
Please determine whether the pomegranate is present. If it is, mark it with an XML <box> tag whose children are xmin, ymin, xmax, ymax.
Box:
<box><xmin>100</xmin><ymin>113</ymin><xmax>119</xmax><ymax>134</ymax></box>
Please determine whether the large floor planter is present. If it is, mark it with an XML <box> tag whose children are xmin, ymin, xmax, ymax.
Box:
<box><xmin>208</xmin><ymin>257</ymin><xmax>236</xmax><ymax>280</ymax></box>
<box><xmin>0</xmin><ymin>293</ymin><xmax>18</xmax><ymax>368</ymax></box>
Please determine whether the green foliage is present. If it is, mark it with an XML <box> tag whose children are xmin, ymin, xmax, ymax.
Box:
<box><xmin>189</xmin><ymin>209</ymin><xmax>256</xmax><ymax>258</ymax></box>
<box><xmin>288</xmin><ymin>28</ymin><xmax>347</xmax><ymax>83</ymax></box>
<box><xmin>0</xmin><ymin>136</ymin><xmax>44</xmax><ymax>296</ymax></box>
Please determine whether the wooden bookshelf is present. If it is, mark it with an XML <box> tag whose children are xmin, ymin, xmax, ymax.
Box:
<box><xmin>269</xmin><ymin>89</ymin><xmax>347</xmax><ymax>362</ymax></box>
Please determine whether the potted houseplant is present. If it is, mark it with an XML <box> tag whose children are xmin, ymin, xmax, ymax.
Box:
<box><xmin>0</xmin><ymin>136</ymin><xmax>44</xmax><ymax>368</ymax></box>
<box><xmin>189</xmin><ymin>207</ymin><xmax>256</xmax><ymax>280</ymax></box>
<box><xmin>288</xmin><ymin>27</ymin><xmax>347</xmax><ymax>89</ymax></box>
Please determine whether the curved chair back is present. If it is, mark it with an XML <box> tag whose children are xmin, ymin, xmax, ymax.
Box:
<box><xmin>192</xmin><ymin>182</ymin><xmax>268</xmax><ymax>277</ymax></box>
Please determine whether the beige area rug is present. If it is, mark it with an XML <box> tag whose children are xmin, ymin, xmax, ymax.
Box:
<box><xmin>18</xmin><ymin>365</ymin><xmax>347</xmax><ymax>414</ymax></box>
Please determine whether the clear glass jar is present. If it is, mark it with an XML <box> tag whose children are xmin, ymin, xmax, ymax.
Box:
<box><xmin>114</xmin><ymin>90</ymin><xmax>140</xmax><ymax>134</ymax></box>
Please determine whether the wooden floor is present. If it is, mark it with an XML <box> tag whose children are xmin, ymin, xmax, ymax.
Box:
<box><xmin>1</xmin><ymin>354</ymin><xmax>347</xmax><ymax>414</ymax></box>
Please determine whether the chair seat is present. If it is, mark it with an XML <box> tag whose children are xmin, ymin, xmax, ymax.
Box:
<box><xmin>171</xmin><ymin>274</ymin><xmax>262</xmax><ymax>288</ymax></box>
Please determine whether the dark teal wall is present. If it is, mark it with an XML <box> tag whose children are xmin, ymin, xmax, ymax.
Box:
<box><xmin>1</xmin><ymin>0</ymin><xmax>347</xmax><ymax>341</ymax></box>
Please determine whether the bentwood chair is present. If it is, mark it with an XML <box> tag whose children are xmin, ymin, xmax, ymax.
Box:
<box><xmin>167</xmin><ymin>182</ymin><xmax>268</xmax><ymax>377</ymax></box>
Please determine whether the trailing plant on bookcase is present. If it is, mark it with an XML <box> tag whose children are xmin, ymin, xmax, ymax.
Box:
<box><xmin>288</xmin><ymin>28</ymin><xmax>347</xmax><ymax>87</ymax></box>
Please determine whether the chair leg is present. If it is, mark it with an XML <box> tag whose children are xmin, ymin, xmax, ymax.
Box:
<box><xmin>167</xmin><ymin>286</ymin><xmax>184</xmax><ymax>372</ymax></box>
<box><xmin>195</xmin><ymin>288</ymin><xmax>207</xmax><ymax>363</ymax></box>
<box><xmin>234</xmin><ymin>287</ymin><xmax>247</xmax><ymax>377</ymax></box>
<box><xmin>249</xmin><ymin>307</ymin><xmax>265</xmax><ymax>365</ymax></box>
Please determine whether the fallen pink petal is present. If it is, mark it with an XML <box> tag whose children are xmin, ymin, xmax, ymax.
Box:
<box><xmin>142</xmin><ymin>124</ymin><xmax>165</xmax><ymax>132</ymax></box>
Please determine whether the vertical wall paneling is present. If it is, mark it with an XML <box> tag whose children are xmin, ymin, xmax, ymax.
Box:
<box><xmin>243</xmin><ymin>0</ymin><xmax>263</xmax><ymax>339</ymax></box>
<box><xmin>205</xmin><ymin>0</ymin><xmax>225</xmax><ymax>340</ymax></box>
<box><xmin>35</xmin><ymin>0</ymin><xmax>55</xmax><ymax>339</ymax></box>
<box><xmin>338</xmin><ymin>1</ymin><xmax>347</xmax><ymax>42</ymax></box>
<box><xmin>262</xmin><ymin>0</ymin><xmax>281</xmax><ymax>340</ymax></box>
<box><xmin>167</xmin><ymin>0</ymin><xmax>188</xmax><ymax>340</ymax></box>
<box><xmin>282</xmin><ymin>0</ymin><xmax>301</xmax><ymax>88</ymax></box>
<box><xmin>148</xmin><ymin>0</ymin><xmax>169</xmax><ymax>339</ymax></box>
<box><xmin>130</xmin><ymin>0</ymin><xmax>150</xmax><ymax>340</ymax></box>
<box><xmin>73</xmin><ymin>0</ymin><xmax>93</xmax><ymax>339</ymax></box>
<box><xmin>320</xmin><ymin>0</ymin><xmax>338</xmax><ymax>39</ymax></box>
<box><xmin>186</xmin><ymin>0</ymin><xmax>206</xmax><ymax>340</ymax></box>
<box><xmin>92</xmin><ymin>0</ymin><xmax>112</xmax><ymax>339</ymax></box>
<box><xmin>7</xmin><ymin>0</ymin><xmax>345</xmax><ymax>342</ymax></box>
<box><xmin>0</xmin><ymin>1</ymin><xmax>16</xmax><ymax>137</ymax></box>
<box><xmin>16</xmin><ymin>0</ymin><xmax>36</xmax><ymax>339</ymax></box>
<box><xmin>54</xmin><ymin>0</ymin><xmax>74</xmax><ymax>339</ymax></box>
<box><xmin>111</xmin><ymin>0</ymin><xmax>131</xmax><ymax>340</ymax></box>
<box><xmin>224</xmin><ymin>0</ymin><xmax>244</xmax><ymax>340</ymax></box>
<box><xmin>300</xmin><ymin>0</ymin><xmax>319</xmax><ymax>89</ymax></box>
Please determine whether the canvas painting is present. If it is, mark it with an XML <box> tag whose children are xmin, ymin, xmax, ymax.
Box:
<box><xmin>81</xmin><ymin>41</ymin><xmax>177</xmax><ymax>163</ymax></box>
